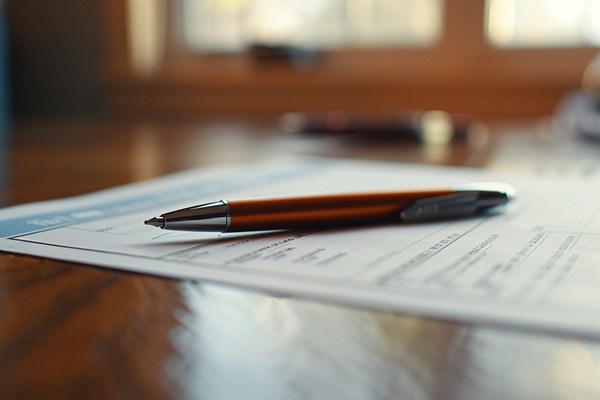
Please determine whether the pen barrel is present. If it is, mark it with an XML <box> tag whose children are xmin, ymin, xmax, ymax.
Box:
<box><xmin>226</xmin><ymin>189</ymin><xmax>452</xmax><ymax>232</ymax></box>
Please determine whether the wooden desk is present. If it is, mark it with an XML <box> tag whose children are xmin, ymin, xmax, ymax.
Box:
<box><xmin>2</xmin><ymin>119</ymin><xmax>600</xmax><ymax>399</ymax></box>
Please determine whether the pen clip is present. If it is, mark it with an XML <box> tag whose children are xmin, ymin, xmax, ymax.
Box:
<box><xmin>400</xmin><ymin>192</ymin><xmax>482</xmax><ymax>222</ymax></box>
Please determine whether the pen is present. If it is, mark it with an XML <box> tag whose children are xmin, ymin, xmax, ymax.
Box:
<box><xmin>144</xmin><ymin>183</ymin><xmax>514</xmax><ymax>233</ymax></box>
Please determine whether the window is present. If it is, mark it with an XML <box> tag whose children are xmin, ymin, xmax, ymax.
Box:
<box><xmin>104</xmin><ymin>1</ymin><xmax>600</xmax><ymax>119</ymax></box>
<box><xmin>486</xmin><ymin>0</ymin><xmax>600</xmax><ymax>47</ymax></box>
<box><xmin>180</xmin><ymin>0</ymin><xmax>600</xmax><ymax>53</ymax></box>
<box><xmin>180</xmin><ymin>0</ymin><xmax>444</xmax><ymax>53</ymax></box>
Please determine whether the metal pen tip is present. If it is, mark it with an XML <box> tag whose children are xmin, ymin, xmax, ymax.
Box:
<box><xmin>144</xmin><ymin>216</ymin><xmax>165</xmax><ymax>228</ymax></box>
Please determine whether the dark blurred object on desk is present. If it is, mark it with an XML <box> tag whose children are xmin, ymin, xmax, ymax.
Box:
<box><xmin>279</xmin><ymin>110</ymin><xmax>481</xmax><ymax>146</ymax></box>
<box><xmin>248</xmin><ymin>43</ymin><xmax>322</xmax><ymax>68</ymax></box>
<box><xmin>556</xmin><ymin>53</ymin><xmax>600</xmax><ymax>141</ymax></box>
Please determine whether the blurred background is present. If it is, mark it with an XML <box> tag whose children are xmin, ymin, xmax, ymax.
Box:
<box><xmin>5</xmin><ymin>0</ymin><xmax>600</xmax><ymax>122</ymax></box>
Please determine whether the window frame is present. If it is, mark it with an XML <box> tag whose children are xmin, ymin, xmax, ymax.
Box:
<box><xmin>102</xmin><ymin>0</ymin><xmax>599</xmax><ymax>119</ymax></box>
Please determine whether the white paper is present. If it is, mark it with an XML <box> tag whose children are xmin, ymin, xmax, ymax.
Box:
<box><xmin>2</xmin><ymin>157</ymin><xmax>600</xmax><ymax>339</ymax></box>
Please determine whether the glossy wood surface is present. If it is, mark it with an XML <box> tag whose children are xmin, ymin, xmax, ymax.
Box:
<box><xmin>2</xmin><ymin>118</ymin><xmax>600</xmax><ymax>400</ymax></box>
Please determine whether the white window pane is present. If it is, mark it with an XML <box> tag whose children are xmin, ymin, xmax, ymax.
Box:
<box><xmin>180</xmin><ymin>0</ymin><xmax>444</xmax><ymax>53</ymax></box>
<box><xmin>486</xmin><ymin>0</ymin><xmax>600</xmax><ymax>48</ymax></box>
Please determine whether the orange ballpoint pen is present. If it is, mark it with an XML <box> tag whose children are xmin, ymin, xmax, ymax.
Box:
<box><xmin>144</xmin><ymin>183</ymin><xmax>514</xmax><ymax>233</ymax></box>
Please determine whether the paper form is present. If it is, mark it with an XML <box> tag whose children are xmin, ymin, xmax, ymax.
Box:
<box><xmin>2</xmin><ymin>158</ymin><xmax>600</xmax><ymax>339</ymax></box>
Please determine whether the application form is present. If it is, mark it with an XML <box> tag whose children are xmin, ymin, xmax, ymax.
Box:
<box><xmin>2</xmin><ymin>158</ymin><xmax>599</xmax><ymax>338</ymax></box>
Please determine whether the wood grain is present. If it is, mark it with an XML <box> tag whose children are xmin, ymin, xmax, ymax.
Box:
<box><xmin>0</xmin><ymin>256</ymin><xmax>182</xmax><ymax>399</ymax></box>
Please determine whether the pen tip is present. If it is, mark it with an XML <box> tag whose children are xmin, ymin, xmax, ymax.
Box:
<box><xmin>144</xmin><ymin>217</ymin><xmax>164</xmax><ymax>228</ymax></box>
